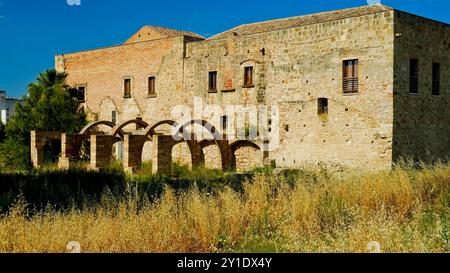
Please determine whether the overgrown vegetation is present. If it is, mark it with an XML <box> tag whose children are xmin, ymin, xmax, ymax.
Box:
<box><xmin>0</xmin><ymin>162</ymin><xmax>448</xmax><ymax>253</ymax></box>
<box><xmin>0</xmin><ymin>69</ymin><xmax>87</xmax><ymax>169</ymax></box>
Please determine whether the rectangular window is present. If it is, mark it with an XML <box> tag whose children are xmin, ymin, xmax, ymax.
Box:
<box><xmin>208</xmin><ymin>71</ymin><xmax>217</xmax><ymax>92</ymax></box>
<box><xmin>221</xmin><ymin>116</ymin><xmax>229</xmax><ymax>131</ymax></box>
<box><xmin>244</xmin><ymin>66</ymin><xmax>254</xmax><ymax>87</ymax></box>
<box><xmin>148</xmin><ymin>77</ymin><xmax>156</xmax><ymax>95</ymax></box>
<box><xmin>124</xmin><ymin>78</ymin><xmax>131</xmax><ymax>97</ymax></box>
<box><xmin>112</xmin><ymin>111</ymin><xmax>117</xmax><ymax>124</ymax></box>
<box><xmin>410</xmin><ymin>59</ymin><xmax>419</xmax><ymax>94</ymax></box>
<box><xmin>343</xmin><ymin>60</ymin><xmax>358</xmax><ymax>94</ymax></box>
<box><xmin>432</xmin><ymin>63</ymin><xmax>440</xmax><ymax>96</ymax></box>
<box><xmin>318</xmin><ymin>98</ymin><xmax>329</xmax><ymax>115</ymax></box>
<box><xmin>77</xmin><ymin>86</ymin><xmax>86</xmax><ymax>102</ymax></box>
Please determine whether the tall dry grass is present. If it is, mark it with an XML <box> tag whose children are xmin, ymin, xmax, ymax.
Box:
<box><xmin>0</xmin><ymin>163</ymin><xmax>448</xmax><ymax>253</ymax></box>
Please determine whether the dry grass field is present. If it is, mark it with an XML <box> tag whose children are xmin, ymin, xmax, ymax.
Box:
<box><xmin>0</xmin><ymin>162</ymin><xmax>448</xmax><ymax>253</ymax></box>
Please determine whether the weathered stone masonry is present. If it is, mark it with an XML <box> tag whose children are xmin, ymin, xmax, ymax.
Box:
<box><xmin>35</xmin><ymin>5</ymin><xmax>449</xmax><ymax>171</ymax></box>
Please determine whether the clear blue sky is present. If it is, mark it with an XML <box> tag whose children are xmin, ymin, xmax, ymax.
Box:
<box><xmin>0</xmin><ymin>0</ymin><xmax>448</xmax><ymax>97</ymax></box>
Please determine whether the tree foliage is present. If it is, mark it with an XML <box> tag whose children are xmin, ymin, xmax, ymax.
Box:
<box><xmin>0</xmin><ymin>69</ymin><xmax>87</xmax><ymax>169</ymax></box>
<box><xmin>0</xmin><ymin>123</ymin><xmax>5</xmax><ymax>142</ymax></box>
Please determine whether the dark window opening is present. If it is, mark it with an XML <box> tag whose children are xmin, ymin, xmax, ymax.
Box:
<box><xmin>112</xmin><ymin>111</ymin><xmax>117</xmax><ymax>124</ymax></box>
<box><xmin>343</xmin><ymin>59</ymin><xmax>358</xmax><ymax>94</ymax></box>
<box><xmin>124</xmin><ymin>79</ymin><xmax>131</xmax><ymax>97</ymax></box>
<box><xmin>410</xmin><ymin>59</ymin><xmax>419</xmax><ymax>94</ymax></box>
<box><xmin>136</xmin><ymin>117</ymin><xmax>144</xmax><ymax>130</ymax></box>
<box><xmin>432</xmin><ymin>63</ymin><xmax>440</xmax><ymax>96</ymax></box>
<box><xmin>77</xmin><ymin>86</ymin><xmax>86</xmax><ymax>101</ymax></box>
<box><xmin>284</xmin><ymin>124</ymin><xmax>289</xmax><ymax>132</ymax></box>
<box><xmin>208</xmin><ymin>71</ymin><xmax>217</xmax><ymax>92</ymax></box>
<box><xmin>244</xmin><ymin>66</ymin><xmax>254</xmax><ymax>87</ymax></box>
<box><xmin>148</xmin><ymin>77</ymin><xmax>156</xmax><ymax>96</ymax></box>
<box><xmin>318</xmin><ymin>98</ymin><xmax>329</xmax><ymax>115</ymax></box>
<box><xmin>221</xmin><ymin>116</ymin><xmax>229</xmax><ymax>131</ymax></box>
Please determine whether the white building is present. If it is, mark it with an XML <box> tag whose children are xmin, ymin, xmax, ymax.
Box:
<box><xmin>0</xmin><ymin>90</ymin><xmax>23</xmax><ymax>125</ymax></box>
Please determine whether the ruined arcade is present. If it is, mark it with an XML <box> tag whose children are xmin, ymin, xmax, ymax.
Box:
<box><xmin>31</xmin><ymin>5</ymin><xmax>450</xmax><ymax>172</ymax></box>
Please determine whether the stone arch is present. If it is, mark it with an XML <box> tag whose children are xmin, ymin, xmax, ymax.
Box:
<box><xmin>99</xmin><ymin>97</ymin><xmax>118</xmax><ymax>121</ymax></box>
<box><xmin>230</xmin><ymin>140</ymin><xmax>262</xmax><ymax>172</ymax></box>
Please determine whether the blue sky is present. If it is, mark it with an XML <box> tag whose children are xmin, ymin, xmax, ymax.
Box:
<box><xmin>0</xmin><ymin>0</ymin><xmax>449</xmax><ymax>97</ymax></box>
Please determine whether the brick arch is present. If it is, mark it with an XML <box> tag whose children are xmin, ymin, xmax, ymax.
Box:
<box><xmin>178</xmin><ymin>119</ymin><xmax>234</xmax><ymax>170</ymax></box>
<box><xmin>79</xmin><ymin>120</ymin><xmax>116</xmax><ymax>135</ymax></box>
<box><xmin>143</xmin><ymin>119</ymin><xmax>179</xmax><ymax>140</ymax></box>
<box><xmin>178</xmin><ymin>119</ymin><xmax>223</xmax><ymax>141</ymax></box>
<box><xmin>111</xmin><ymin>119</ymin><xmax>150</xmax><ymax>138</ymax></box>
<box><xmin>230</xmin><ymin>140</ymin><xmax>261</xmax><ymax>152</ymax></box>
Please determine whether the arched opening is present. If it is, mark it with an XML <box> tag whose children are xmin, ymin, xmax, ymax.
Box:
<box><xmin>200</xmin><ymin>140</ymin><xmax>222</xmax><ymax>170</ymax></box>
<box><xmin>178</xmin><ymin>119</ymin><xmax>232</xmax><ymax>171</ymax></box>
<box><xmin>231</xmin><ymin>141</ymin><xmax>262</xmax><ymax>172</ymax></box>
<box><xmin>171</xmin><ymin>141</ymin><xmax>193</xmax><ymax>176</ymax></box>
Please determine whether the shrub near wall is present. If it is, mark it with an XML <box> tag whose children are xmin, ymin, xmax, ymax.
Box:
<box><xmin>0</xmin><ymin>167</ymin><xmax>255</xmax><ymax>212</ymax></box>
<box><xmin>0</xmin><ymin>170</ymin><xmax>126</xmax><ymax>212</ymax></box>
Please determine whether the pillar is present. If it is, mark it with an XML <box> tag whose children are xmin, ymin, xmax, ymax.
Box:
<box><xmin>30</xmin><ymin>131</ymin><xmax>44</xmax><ymax>168</ymax></box>
<box><xmin>152</xmin><ymin>134</ymin><xmax>177</xmax><ymax>175</ymax></box>
<box><xmin>90</xmin><ymin>134</ymin><xmax>114</xmax><ymax>170</ymax></box>
<box><xmin>123</xmin><ymin>134</ymin><xmax>147</xmax><ymax>173</ymax></box>
<box><xmin>58</xmin><ymin>133</ymin><xmax>73</xmax><ymax>169</ymax></box>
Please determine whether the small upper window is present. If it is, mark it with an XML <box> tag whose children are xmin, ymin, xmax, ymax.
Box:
<box><xmin>124</xmin><ymin>78</ymin><xmax>131</xmax><ymax>97</ymax></box>
<box><xmin>112</xmin><ymin>111</ymin><xmax>117</xmax><ymax>124</ymax></box>
<box><xmin>244</xmin><ymin>66</ymin><xmax>254</xmax><ymax>87</ymax></box>
<box><xmin>432</xmin><ymin>63</ymin><xmax>440</xmax><ymax>96</ymax></box>
<box><xmin>318</xmin><ymin>98</ymin><xmax>329</xmax><ymax>115</ymax></box>
<box><xmin>343</xmin><ymin>60</ymin><xmax>358</xmax><ymax>94</ymax></box>
<box><xmin>208</xmin><ymin>71</ymin><xmax>217</xmax><ymax>92</ymax></box>
<box><xmin>148</xmin><ymin>77</ymin><xmax>156</xmax><ymax>96</ymax></box>
<box><xmin>410</xmin><ymin>59</ymin><xmax>419</xmax><ymax>94</ymax></box>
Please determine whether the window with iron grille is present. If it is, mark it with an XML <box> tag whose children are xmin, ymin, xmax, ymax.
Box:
<box><xmin>208</xmin><ymin>71</ymin><xmax>217</xmax><ymax>92</ymax></box>
<box><xmin>244</xmin><ymin>66</ymin><xmax>254</xmax><ymax>87</ymax></box>
<box><xmin>432</xmin><ymin>63</ymin><xmax>440</xmax><ymax>96</ymax></box>
<box><xmin>124</xmin><ymin>78</ymin><xmax>131</xmax><ymax>97</ymax></box>
<box><xmin>148</xmin><ymin>77</ymin><xmax>156</xmax><ymax>96</ymax></box>
<box><xmin>410</xmin><ymin>59</ymin><xmax>419</xmax><ymax>94</ymax></box>
<box><xmin>343</xmin><ymin>60</ymin><xmax>358</xmax><ymax>94</ymax></box>
<box><xmin>77</xmin><ymin>86</ymin><xmax>86</xmax><ymax>102</ymax></box>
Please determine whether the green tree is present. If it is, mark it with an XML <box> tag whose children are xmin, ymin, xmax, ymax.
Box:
<box><xmin>0</xmin><ymin>69</ymin><xmax>87</xmax><ymax>169</ymax></box>
<box><xmin>0</xmin><ymin>122</ymin><xmax>5</xmax><ymax>142</ymax></box>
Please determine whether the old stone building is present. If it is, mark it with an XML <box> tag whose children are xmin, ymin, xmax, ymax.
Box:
<box><xmin>51</xmin><ymin>4</ymin><xmax>450</xmax><ymax>171</ymax></box>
